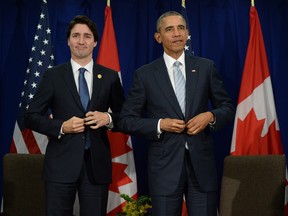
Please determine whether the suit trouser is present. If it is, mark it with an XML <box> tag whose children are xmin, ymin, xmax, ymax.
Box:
<box><xmin>151</xmin><ymin>149</ymin><xmax>217</xmax><ymax>216</ymax></box>
<box><xmin>45</xmin><ymin>149</ymin><xmax>109</xmax><ymax>216</ymax></box>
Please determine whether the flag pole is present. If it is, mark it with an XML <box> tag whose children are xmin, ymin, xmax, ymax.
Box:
<box><xmin>182</xmin><ymin>0</ymin><xmax>185</xmax><ymax>8</ymax></box>
<box><xmin>107</xmin><ymin>0</ymin><xmax>110</xmax><ymax>7</ymax></box>
<box><xmin>251</xmin><ymin>0</ymin><xmax>254</xmax><ymax>7</ymax></box>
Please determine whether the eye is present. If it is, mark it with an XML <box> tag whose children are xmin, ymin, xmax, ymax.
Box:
<box><xmin>178</xmin><ymin>26</ymin><xmax>186</xmax><ymax>30</ymax></box>
<box><xmin>165</xmin><ymin>27</ymin><xmax>173</xmax><ymax>32</ymax></box>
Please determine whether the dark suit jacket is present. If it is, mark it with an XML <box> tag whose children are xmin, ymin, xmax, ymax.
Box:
<box><xmin>119</xmin><ymin>55</ymin><xmax>235</xmax><ymax>196</ymax></box>
<box><xmin>25</xmin><ymin>62</ymin><xmax>125</xmax><ymax>184</ymax></box>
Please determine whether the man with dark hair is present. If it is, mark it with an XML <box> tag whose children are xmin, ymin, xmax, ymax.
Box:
<box><xmin>119</xmin><ymin>11</ymin><xmax>235</xmax><ymax>216</ymax></box>
<box><xmin>25</xmin><ymin>15</ymin><xmax>125</xmax><ymax>216</ymax></box>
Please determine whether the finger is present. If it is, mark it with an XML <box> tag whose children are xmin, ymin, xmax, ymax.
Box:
<box><xmin>91</xmin><ymin>119</ymin><xmax>98</xmax><ymax>125</ymax></box>
<box><xmin>84</xmin><ymin>119</ymin><xmax>95</xmax><ymax>126</ymax></box>
<box><xmin>90</xmin><ymin>124</ymin><xmax>100</xmax><ymax>129</ymax></box>
<box><xmin>85</xmin><ymin>111</ymin><xmax>94</xmax><ymax>117</ymax></box>
<box><xmin>192</xmin><ymin>128</ymin><xmax>202</xmax><ymax>135</ymax></box>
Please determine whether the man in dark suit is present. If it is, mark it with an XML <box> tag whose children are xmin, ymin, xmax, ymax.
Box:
<box><xmin>25</xmin><ymin>15</ymin><xmax>125</xmax><ymax>216</ymax></box>
<box><xmin>119</xmin><ymin>11</ymin><xmax>235</xmax><ymax>216</ymax></box>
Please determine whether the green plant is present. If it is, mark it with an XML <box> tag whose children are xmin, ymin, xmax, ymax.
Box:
<box><xmin>116</xmin><ymin>194</ymin><xmax>152</xmax><ymax>216</ymax></box>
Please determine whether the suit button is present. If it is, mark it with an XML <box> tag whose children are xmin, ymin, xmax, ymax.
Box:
<box><xmin>82</xmin><ymin>136</ymin><xmax>85</xmax><ymax>140</ymax></box>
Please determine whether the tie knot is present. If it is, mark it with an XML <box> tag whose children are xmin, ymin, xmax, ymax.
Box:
<box><xmin>79</xmin><ymin>67</ymin><xmax>86</xmax><ymax>74</ymax></box>
<box><xmin>174</xmin><ymin>61</ymin><xmax>180</xmax><ymax>67</ymax></box>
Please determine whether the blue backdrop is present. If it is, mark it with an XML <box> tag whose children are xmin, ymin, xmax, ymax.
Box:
<box><xmin>1</xmin><ymin>0</ymin><xmax>288</xmax><ymax>205</ymax></box>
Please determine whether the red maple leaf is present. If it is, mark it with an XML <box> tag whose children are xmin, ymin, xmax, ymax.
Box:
<box><xmin>234</xmin><ymin>108</ymin><xmax>282</xmax><ymax>155</ymax></box>
<box><xmin>107</xmin><ymin>131</ymin><xmax>134</xmax><ymax>193</ymax></box>
<box><xmin>259</xmin><ymin>119</ymin><xmax>283</xmax><ymax>154</ymax></box>
<box><xmin>108</xmin><ymin>131</ymin><xmax>132</xmax><ymax>158</ymax></box>
<box><xmin>109</xmin><ymin>162</ymin><xmax>133</xmax><ymax>193</ymax></box>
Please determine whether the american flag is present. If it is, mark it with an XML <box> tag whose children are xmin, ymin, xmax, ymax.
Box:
<box><xmin>11</xmin><ymin>0</ymin><xmax>54</xmax><ymax>154</ymax></box>
<box><xmin>181</xmin><ymin>0</ymin><xmax>194</xmax><ymax>56</ymax></box>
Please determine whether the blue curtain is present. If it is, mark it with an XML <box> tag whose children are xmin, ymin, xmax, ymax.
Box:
<box><xmin>1</xmin><ymin>0</ymin><xmax>288</xmax><ymax>202</ymax></box>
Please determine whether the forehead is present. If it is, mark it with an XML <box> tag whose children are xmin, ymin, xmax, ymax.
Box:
<box><xmin>70</xmin><ymin>23</ymin><xmax>92</xmax><ymax>34</ymax></box>
<box><xmin>161</xmin><ymin>15</ymin><xmax>185</xmax><ymax>28</ymax></box>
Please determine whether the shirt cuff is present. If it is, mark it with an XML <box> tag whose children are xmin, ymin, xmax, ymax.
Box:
<box><xmin>209</xmin><ymin>111</ymin><xmax>216</xmax><ymax>126</ymax></box>
<box><xmin>105</xmin><ymin>112</ymin><xmax>114</xmax><ymax>129</ymax></box>
<box><xmin>157</xmin><ymin>119</ymin><xmax>162</xmax><ymax>138</ymax></box>
<box><xmin>58</xmin><ymin>123</ymin><xmax>65</xmax><ymax>139</ymax></box>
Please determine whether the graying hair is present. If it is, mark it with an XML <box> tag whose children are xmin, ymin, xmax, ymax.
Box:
<box><xmin>156</xmin><ymin>11</ymin><xmax>187</xmax><ymax>32</ymax></box>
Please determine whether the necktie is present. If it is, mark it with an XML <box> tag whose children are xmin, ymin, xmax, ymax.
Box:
<box><xmin>173</xmin><ymin>61</ymin><xmax>186</xmax><ymax>115</ymax></box>
<box><xmin>78</xmin><ymin>67</ymin><xmax>91</xmax><ymax>149</ymax></box>
<box><xmin>78</xmin><ymin>68</ymin><xmax>90</xmax><ymax>110</ymax></box>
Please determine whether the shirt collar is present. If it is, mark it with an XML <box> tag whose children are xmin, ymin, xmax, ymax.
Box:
<box><xmin>163</xmin><ymin>51</ymin><xmax>185</xmax><ymax>70</ymax></box>
<box><xmin>70</xmin><ymin>59</ymin><xmax>94</xmax><ymax>73</ymax></box>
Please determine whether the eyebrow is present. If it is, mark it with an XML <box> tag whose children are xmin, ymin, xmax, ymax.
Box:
<box><xmin>164</xmin><ymin>24</ymin><xmax>186</xmax><ymax>30</ymax></box>
<box><xmin>71</xmin><ymin>32</ymin><xmax>93</xmax><ymax>36</ymax></box>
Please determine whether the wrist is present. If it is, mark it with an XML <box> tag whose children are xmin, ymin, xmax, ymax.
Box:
<box><xmin>209</xmin><ymin>112</ymin><xmax>216</xmax><ymax>125</ymax></box>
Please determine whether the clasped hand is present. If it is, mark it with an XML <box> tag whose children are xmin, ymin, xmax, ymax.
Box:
<box><xmin>160</xmin><ymin>112</ymin><xmax>214</xmax><ymax>135</ymax></box>
<box><xmin>62</xmin><ymin>111</ymin><xmax>110</xmax><ymax>133</ymax></box>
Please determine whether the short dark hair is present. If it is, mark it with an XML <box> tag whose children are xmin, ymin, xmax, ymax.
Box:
<box><xmin>156</xmin><ymin>11</ymin><xmax>187</xmax><ymax>32</ymax></box>
<box><xmin>66</xmin><ymin>15</ymin><xmax>99</xmax><ymax>42</ymax></box>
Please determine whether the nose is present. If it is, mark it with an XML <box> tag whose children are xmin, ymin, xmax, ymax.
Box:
<box><xmin>78</xmin><ymin>36</ymin><xmax>85</xmax><ymax>44</ymax></box>
<box><xmin>173</xmin><ymin>28</ymin><xmax>180</xmax><ymax>37</ymax></box>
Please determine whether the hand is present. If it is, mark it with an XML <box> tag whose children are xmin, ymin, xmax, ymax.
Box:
<box><xmin>84</xmin><ymin>111</ymin><xmax>110</xmax><ymax>129</ymax></box>
<box><xmin>62</xmin><ymin>116</ymin><xmax>85</xmax><ymax>133</ymax></box>
<box><xmin>186</xmin><ymin>112</ymin><xmax>214</xmax><ymax>135</ymax></box>
<box><xmin>160</xmin><ymin>118</ymin><xmax>186</xmax><ymax>133</ymax></box>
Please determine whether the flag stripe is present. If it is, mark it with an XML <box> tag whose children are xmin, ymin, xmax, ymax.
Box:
<box><xmin>12</xmin><ymin>123</ymin><xmax>29</xmax><ymax>153</ymax></box>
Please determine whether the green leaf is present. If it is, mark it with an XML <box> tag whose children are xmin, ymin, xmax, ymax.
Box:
<box><xmin>137</xmin><ymin>195</ymin><xmax>151</xmax><ymax>205</ymax></box>
<box><xmin>120</xmin><ymin>194</ymin><xmax>134</xmax><ymax>202</ymax></box>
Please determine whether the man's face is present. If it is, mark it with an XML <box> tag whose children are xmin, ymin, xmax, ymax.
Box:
<box><xmin>68</xmin><ymin>23</ymin><xmax>97</xmax><ymax>61</ymax></box>
<box><xmin>154</xmin><ymin>15</ymin><xmax>188</xmax><ymax>59</ymax></box>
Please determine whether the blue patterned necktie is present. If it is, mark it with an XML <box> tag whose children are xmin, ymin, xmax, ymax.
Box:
<box><xmin>78</xmin><ymin>67</ymin><xmax>90</xmax><ymax>149</ymax></box>
<box><xmin>173</xmin><ymin>61</ymin><xmax>186</xmax><ymax>115</ymax></box>
<box><xmin>78</xmin><ymin>67</ymin><xmax>90</xmax><ymax>110</ymax></box>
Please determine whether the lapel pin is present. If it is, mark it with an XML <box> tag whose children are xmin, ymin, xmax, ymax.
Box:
<box><xmin>192</xmin><ymin>69</ymin><xmax>196</xmax><ymax>73</ymax></box>
<box><xmin>97</xmin><ymin>74</ymin><xmax>102</xmax><ymax>79</ymax></box>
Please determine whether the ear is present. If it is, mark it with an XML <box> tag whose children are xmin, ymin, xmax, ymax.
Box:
<box><xmin>154</xmin><ymin>32</ymin><xmax>162</xmax><ymax>44</ymax></box>
<box><xmin>94</xmin><ymin>41</ymin><xmax>97</xmax><ymax>48</ymax></box>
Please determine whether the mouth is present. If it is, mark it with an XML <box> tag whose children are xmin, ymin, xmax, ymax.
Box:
<box><xmin>77</xmin><ymin>46</ymin><xmax>87</xmax><ymax>50</ymax></box>
<box><xmin>172</xmin><ymin>39</ymin><xmax>183</xmax><ymax>43</ymax></box>
<box><xmin>172</xmin><ymin>40</ymin><xmax>183</xmax><ymax>45</ymax></box>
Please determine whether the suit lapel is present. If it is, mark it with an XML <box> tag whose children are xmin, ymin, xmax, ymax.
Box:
<box><xmin>185</xmin><ymin>56</ymin><xmax>198</xmax><ymax>119</ymax></box>
<box><xmin>153</xmin><ymin>58</ymin><xmax>184</xmax><ymax>118</ymax></box>
<box><xmin>89</xmin><ymin>64</ymin><xmax>103</xmax><ymax>109</ymax></box>
<box><xmin>62</xmin><ymin>63</ymin><xmax>84</xmax><ymax>111</ymax></box>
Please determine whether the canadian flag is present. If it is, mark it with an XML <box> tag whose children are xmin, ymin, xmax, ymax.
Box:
<box><xmin>95</xmin><ymin>2</ymin><xmax>138</xmax><ymax>215</ymax></box>
<box><xmin>230</xmin><ymin>5</ymin><xmax>287</xmax><ymax>214</ymax></box>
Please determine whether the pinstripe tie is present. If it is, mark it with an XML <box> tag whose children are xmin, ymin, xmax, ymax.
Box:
<box><xmin>173</xmin><ymin>61</ymin><xmax>186</xmax><ymax>115</ymax></box>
